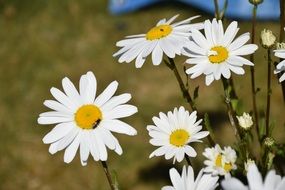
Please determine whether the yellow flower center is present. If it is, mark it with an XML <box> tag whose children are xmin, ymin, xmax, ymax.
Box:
<box><xmin>75</xmin><ymin>104</ymin><xmax>102</xmax><ymax>129</ymax></box>
<box><xmin>169</xmin><ymin>129</ymin><xmax>190</xmax><ymax>147</ymax></box>
<box><xmin>215</xmin><ymin>154</ymin><xmax>233</xmax><ymax>172</ymax></box>
<box><xmin>208</xmin><ymin>46</ymin><xmax>229</xmax><ymax>64</ymax></box>
<box><xmin>224</xmin><ymin>163</ymin><xmax>233</xmax><ymax>172</ymax></box>
<box><xmin>215</xmin><ymin>154</ymin><xmax>223</xmax><ymax>167</ymax></box>
<box><xmin>146</xmin><ymin>25</ymin><xmax>173</xmax><ymax>41</ymax></box>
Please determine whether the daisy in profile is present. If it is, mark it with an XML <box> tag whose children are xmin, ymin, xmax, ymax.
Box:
<box><xmin>203</xmin><ymin>144</ymin><xmax>237</xmax><ymax>176</ymax></box>
<box><xmin>38</xmin><ymin>71</ymin><xmax>138</xmax><ymax>166</ymax></box>
<box><xmin>162</xmin><ymin>165</ymin><xmax>219</xmax><ymax>190</ymax></box>
<box><xmin>221</xmin><ymin>163</ymin><xmax>285</xmax><ymax>190</ymax></box>
<box><xmin>147</xmin><ymin>106</ymin><xmax>209</xmax><ymax>163</ymax></box>
<box><xmin>184</xmin><ymin>19</ymin><xmax>258</xmax><ymax>85</ymax></box>
<box><xmin>274</xmin><ymin>41</ymin><xmax>285</xmax><ymax>82</ymax></box>
<box><xmin>113</xmin><ymin>14</ymin><xmax>203</xmax><ymax>68</ymax></box>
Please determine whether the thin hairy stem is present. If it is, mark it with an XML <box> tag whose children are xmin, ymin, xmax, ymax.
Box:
<box><xmin>214</xmin><ymin>0</ymin><xmax>220</xmax><ymax>19</ymax></box>
<box><xmin>164</xmin><ymin>58</ymin><xmax>215</xmax><ymax>146</ymax></box>
<box><xmin>266</xmin><ymin>50</ymin><xmax>272</xmax><ymax>137</ymax></box>
<box><xmin>250</xmin><ymin>4</ymin><xmax>260</xmax><ymax>140</ymax></box>
<box><xmin>185</xmin><ymin>155</ymin><xmax>192</xmax><ymax>166</ymax></box>
<box><xmin>101</xmin><ymin>161</ymin><xmax>116</xmax><ymax>190</ymax></box>
<box><xmin>222</xmin><ymin>77</ymin><xmax>241</xmax><ymax>139</ymax></box>
<box><xmin>166</xmin><ymin>58</ymin><xmax>196</xmax><ymax>111</ymax></box>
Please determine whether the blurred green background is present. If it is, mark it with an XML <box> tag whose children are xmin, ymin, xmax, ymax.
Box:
<box><xmin>0</xmin><ymin>0</ymin><xmax>284</xmax><ymax>189</ymax></box>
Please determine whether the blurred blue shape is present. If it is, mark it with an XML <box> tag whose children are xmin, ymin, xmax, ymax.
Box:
<box><xmin>109</xmin><ymin>0</ymin><xmax>280</xmax><ymax>20</ymax></box>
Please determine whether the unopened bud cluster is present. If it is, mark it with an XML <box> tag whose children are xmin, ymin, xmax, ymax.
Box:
<box><xmin>264</xmin><ymin>137</ymin><xmax>275</xmax><ymax>148</ymax></box>
<box><xmin>260</xmin><ymin>29</ymin><xmax>276</xmax><ymax>49</ymax></box>
<box><xmin>249</xmin><ymin>0</ymin><xmax>263</xmax><ymax>5</ymax></box>
<box><xmin>236</xmin><ymin>113</ymin><xmax>253</xmax><ymax>130</ymax></box>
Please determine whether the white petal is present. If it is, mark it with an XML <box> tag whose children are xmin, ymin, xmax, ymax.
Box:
<box><xmin>38</xmin><ymin>116</ymin><xmax>73</xmax><ymax>125</ymax></box>
<box><xmin>205</xmin><ymin>74</ymin><xmax>215</xmax><ymax>86</ymax></box>
<box><xmin>57</xmin><ymin>127</ymin><xmax>80</xmax><ymax>151</ymax></box>
<box><xmin>231</xmin><ymin>44</ymin><xmax>258</xmax><ymax>56</ymax></box>
<box><xmin>84</xmin><ymin>71</ymin><xmax>97</xmax><ymax>103</ymax></box>
<box><xmin>64</xmin><ymin>132</ymin><xmax>81</xmax><ymax>163</ymax></box>
<box><xmin>88</xmin><ymin>132</ymin><xmax>100</xmax><ymax>161</ymax></box>
<box><xmin>152</xmin><ymin>45</ymin><xmax>163</xmax><ymax>65</ymax></box>
<box><xmin>159</xmin><ymin>38</ymin><xmax>176</xmax><ymax>58</ymax></box>
<box><xmin>169</xmin><ymin>167</ymin><xmax>183</xmax><ymax>189</ymax></box>
<box><xmin>93</xmin><ymin>133</ymin><xmax>108</xmax><ymax>161</ymax></box>
<box><xmin>103</xmin><ymin>104</ymin><xmax>138</xmax><ymax>120</ymax></box>
<box><xmin>50</xmin><ymin>87</ymin><xmax>76</xmax><ymax>111</ymax></box>
<box><xmin>166</xmin><ymin>14</ymin><xmax>179</xmax><ymax>25</ymax></box>
<box><xmin>184</xmin><ymin>146</ymin><xmax>197</xmax><ymax>157</ymax></box>
<box><xmin>228</xmin><ymin>65</ymin><xmax>245</xmax><ymax>75</ymax></box>
<box><xmin>222</xmin><ymin>21</ymin><xmax>238</xmax><ymax>46</ymax></box>
<box><xmin>39</xmin><ymin>111</ymin><xmax>71</xmax><ymax>118</ymax></box>
<box><xmin>94</xmin><ymin>81</ymin><xmax>118</xmax><ymax>106</ymax></box>
<box><xmin>149</xmin><ymin>146</ymin><xmax>168</xmax><ymax>158</ymax></box>
<box><xmin>62</xmin><ymin>77</ymin><xmax>81</xmax><ymax>105</ymax></box>
<box><xmin>79</xmin><ymin>131</ymin><xmax>90</xmax><ymax>166</ymax></box>
<box><xmin>43</xmin><ymin>100</ymin><xmax>72</xmax><ymax>114</ymax></box>
<box><xmin>227</xmin><ymin>55</ymin><xmax>254</xmax><ymax>66</ymax></box>
<box><xmin>101</xmin><ymin>93</ymin><xmax>131</xmax><ymax>111</ymax></box>
<box><xmin>221</xmin><ymin>178</ymin><xmax>248</xmax><ymax>190</ymax></box>
<box><xmin>228</xmin><ymin>33</ymin><xmax>250</xmax><ymax>51</ymax></box>
<box><xmin>101</xmin><ymin>119</ymin><xmax>137</xmax><ymax>135</ymax></box>
<box><xmin>43</xmin><ymin>122</ymin><xmax>75</xmax><ymax>144</ymax></box>
<box><xmin>191</xmin><ymin>29</ymin><xmax>210</xmax><ymax>49</ymax></box>
<box><xmin>116</xmin><ymin>38</ymin><xmax>144</xmax><ymax>47</ymax></box>
<box><xmin>247</xmin><ymin>164</ymin><xmax>263</xmax><ymax>190</ymax></box>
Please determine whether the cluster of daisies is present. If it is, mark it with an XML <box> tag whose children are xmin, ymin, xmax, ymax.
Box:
<box><xmin>37</xmin><ymin>14</ymin><xmax>285</xmax><ymax>190</ymax></box>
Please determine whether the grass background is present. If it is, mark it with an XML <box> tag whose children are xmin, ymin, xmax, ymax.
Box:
<box><xmin>0</xmin><ymin>0</ymin><xmax>284</xmax><ymax>189</ymax></box>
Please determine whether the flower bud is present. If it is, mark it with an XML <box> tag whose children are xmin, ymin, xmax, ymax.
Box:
<box><xmin>236</xmin><ymin>113</ymin><xmax>253</xmax><ymax>130</ymax></box>
<box><xmin>249</xmin><ymin>0</ymin><xmax>263</xmax><ymax>5</ymax></box>
<box><xmin>260</xmin><ymin>29</ymin><xmax>276</xmax><ymax>49</ymax></box>
<box><xmin>264</xmin><ymin>137</ymin><xmax>275</xmax><ymax>148</ymax></box>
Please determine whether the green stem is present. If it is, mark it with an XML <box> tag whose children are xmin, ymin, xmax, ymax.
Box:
<box><xmin>250</xmin><ymin>4</ymin><xmax>260</xmax><ymax>141</ymax></box>
<box><xmin>266</xmin><ymin>50</ymin><xmax>272</xmax><ymax>137</ymax></box>
<box><xmin>101</xmin><ymin>161</ymin><xmax>116</xmax><ymax>190</ymax></box>
<box><xmin>185</xmin><ymin>155</ymin><xmax>192</xmax><ymax>166</ymax></box>
<box><xmin>214</xmin><ymin>0</ymin><xmax>221</xmax><ymax>19</ymax></box>
<box><xmin>221</xmin><ymin>77</ymin><xmax>241</xmax><ymax>139</ymax></box>
<box><xmin>166</xmin><ymin>58</ymin><xmax>196</xmax><ymax>111</ymax></box>
<box><xmin>164</xmin><ymin>58</ymin><xmax>215</xmax><ymax>146</ymax></box>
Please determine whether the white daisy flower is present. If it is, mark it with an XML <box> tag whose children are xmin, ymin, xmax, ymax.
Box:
<box><xmin>38</xmin><ymin>71</ymin><xmax>138</xmax><ymax>166</ymax></box>
<box><xmin>221</xmin><ymin>163</ymin><xmax>285</xmax><ymax>190</ymax></box>
<box><xmin>203</xmin><ymin>144</ymin><xmax>237</xmax><ymax>176</ymax></box>
<box><xmin>113</xmin><ymin>14</ymin><xmax>203</xmax><ymax>68</ymax></box>
<box><xmin>147</xmin><ymin>106</ymin><xmax>209</xmax><ymax>163</ymax></box>
<box><xmin>162</xmin><ymin>165</ymin><xmax>219</xmax><ymax>190</ymax></box>
<box><xmin>274</xmin><ymin>37</ymin><xmax>285</xmax><ymax>82</ymax></box>
<box><xmin>184</xmin><ymin>19</ymin><xmax>258</xmax><ymax>85</ymax></box>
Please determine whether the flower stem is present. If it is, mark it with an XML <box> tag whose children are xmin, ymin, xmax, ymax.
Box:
<box><xmin>165</xmin><ymin>57</ymin><xmax>196</xmax><ymax>111</ymax></box>
<box><xmin>265</xmin><ymin>50</ymin><xmax>272</xmax><ymax>137</ymax></box>
<box><xmin>221</xmin><ymin>77</ymin><xmax>241</xmax><ymax>139</ymax></box>
<box><xmin>250</xmin><ymin>4</ymin><xmax>260</xmax><ymax>141</ymax></box>
<box><xmin>164</xmin><ymin>58</ymin><xmax>215</xmax><ymax>146</ymax></box>
<box><xmin>185</xmin><ymin>155</ymin><xmax>192</xmax><ymax>166</ymax></box>
<box><xmin>214</xmin><ymin>0</ymin><xmax>221</xmax><ymax>19</ymax></box>
<box><xmin>101</xmin><ymin>161</ymin><xmax>116</xmax><ymax>190</ymax></box>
